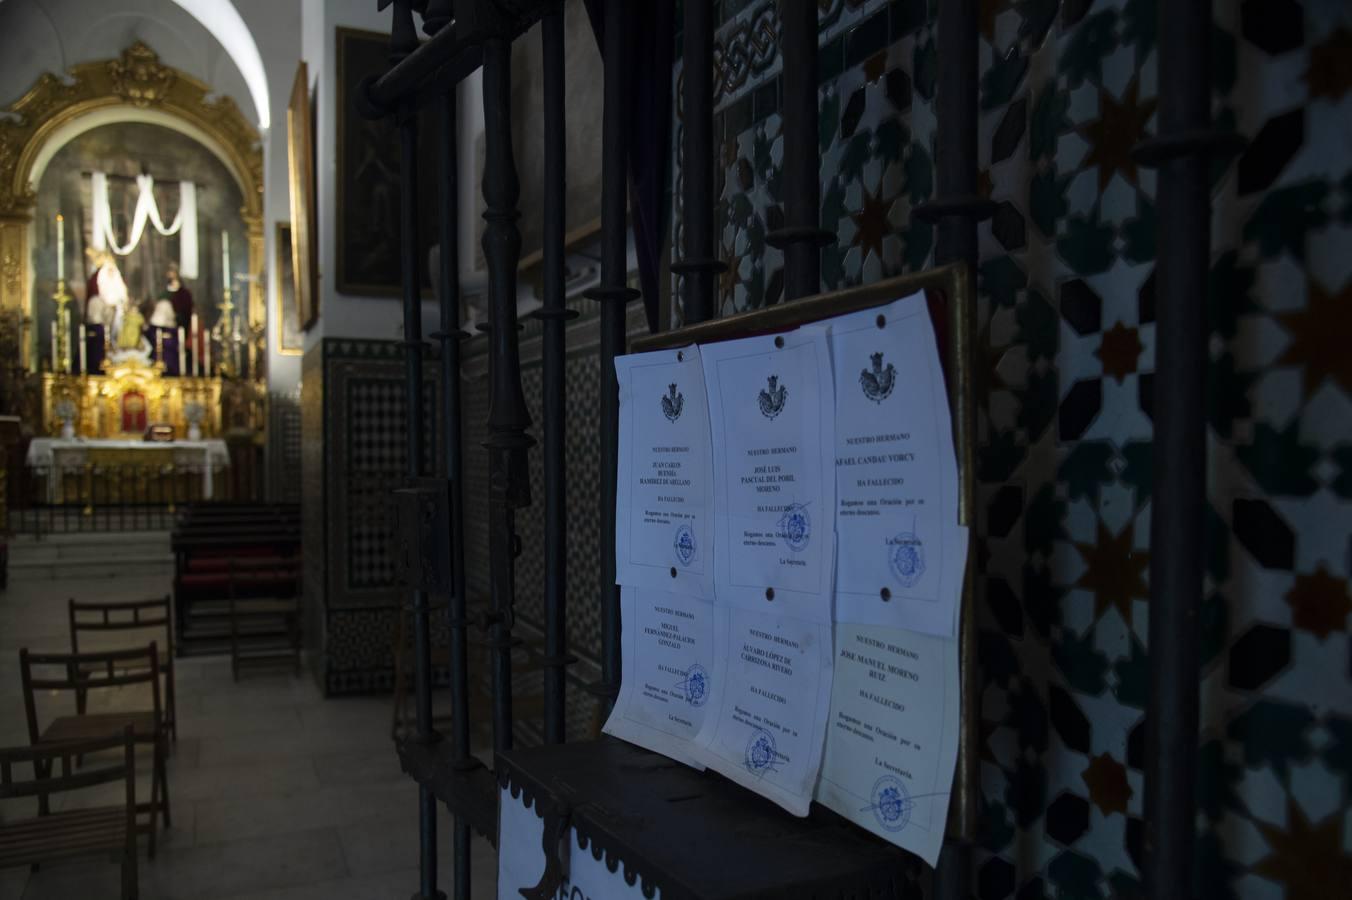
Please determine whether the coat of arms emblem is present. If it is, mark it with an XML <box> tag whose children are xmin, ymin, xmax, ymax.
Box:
<box><xmin>661</xmin><ymin>383</ymin><xmax>684</xmax><ymax>422</ymax></box>
<box><xmin>860</xmin><ymin>352</ymin><xmax>897</xmax><ymax>404</ymax></box>
<box><xmin>758</xmin><ymin>375</ymin><xmax>787</xmax><ymax>419</ymax></box>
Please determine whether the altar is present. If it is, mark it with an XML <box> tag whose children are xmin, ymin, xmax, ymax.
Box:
<box><xmin>26</xmin><ymin>437</ymin><xmax>230</xmax><ymax>502</ymax></box>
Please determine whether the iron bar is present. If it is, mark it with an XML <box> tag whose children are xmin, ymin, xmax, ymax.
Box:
<box><xmin>1144</xmin><ymin>1</ymin><xmax>1211</xmax><ymax>896</ymax></box>
<box><xmin>539</xmin><ymin>8</ymin><xmax>573</xmax><ymax>746</ymax></box>
<box><xmin>766</xmin><ymin>1</ymin><xmax>829</xmax><ymax>300</ymax></box>
<box><xmin>399</xmin><ymin>80</ymin><xmax>442</xmax><ymax>900</ymax></box>
<box><xmin>584</xmin><ymin>0</ymin><xmax>639</xmax><ymax>715</ymax></box>
<box><xmin>920</xmin><ymin>2</ymin><xmax>988</xmax><ymax>898</ymax></box>
<box><xmin>433</xmin><ymin>83</ymin><xmax>471</xmax><ymax>900</ymax></box>
<box><xmin>670</xmin><ymin>0</ymin><xmax>721</xmax><ymax>325</ymax></box>
<box><xmin>480</xmin><ymin>34</ymin><xmax>534</xmax><ymax>757</ymax></box>
<box><xmin>368</xmin><ymin>1</ymin><xmax>561</xmax><ymax>110</ymax></box>
<box><xmin>388</xmin><ymin>4</ymin><xmax>440</xmax><ymax>899</ymax></box>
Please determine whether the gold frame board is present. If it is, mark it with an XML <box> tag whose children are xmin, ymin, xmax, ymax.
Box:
<box><xmin>631</xmin><ymin>263</ymin><xmax>979</xmax><ymax>842</ymax></box>
<box><xmin>274</xmin><ymin>222</ymin><xmax>303</xmax><ymax>355</ymax></box>
<box><xmin>286</xmin><ymin>61</ymin><xmax>318</xmax><ymax>330</ymax></box>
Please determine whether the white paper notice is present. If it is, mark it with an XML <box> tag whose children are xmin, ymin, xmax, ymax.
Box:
<box><xmin>602</xmin><ymin>587</ymin><xmax>714</xmax><ymax>768</ymax></box>
<box><xmin>615</xmin><ymin>345</ymin><xmax>715</xmax><ymax>601</ymax></box>
<box><xmin>692</xmin><ymin>606</ymin><xmax>834</xmax><ymax>816</ymax></box>
<box><xmin>700</xmin><ymin>330</ymin><xmax>836</xmax><ymax>623</ymax></box>
<box><xmin>828</xmin><ymin>291</ymin><xmax>963</xmax><ymax>637</ymax></box>
<box><xmin>814</xmin><ymin>623</ymin><xmax>961</xmax><ymax>867</ymax></box>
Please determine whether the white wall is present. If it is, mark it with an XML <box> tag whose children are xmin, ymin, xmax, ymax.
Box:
<box><xmin>232</xmin><ymin>0</ymin><xmax>302</xmax><ymax>394</ymax></box>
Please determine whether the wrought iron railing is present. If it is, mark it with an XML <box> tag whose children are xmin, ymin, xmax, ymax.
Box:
<box><xmin>368</xmin><ymin>1</ymin><xmax>1222</xmax><ymax>898</ymax></box>
<box><xmin>9</xmin><ymin>463</ymin><xmax>235</xmax><ymax>534</ymax></box>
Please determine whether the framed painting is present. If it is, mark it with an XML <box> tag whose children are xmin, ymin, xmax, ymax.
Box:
<box><xmin>275</xmin><ymin>222</ymin><xmax>302</xmax><ymax>354</ymax></box>
<box><xmin>509</xmin><ymin>0</ymin><xmax>603</xmax><ymax>268</ymax></box>
<box><xmin>335</xmin><ymin>26</ymin><xmax>436</xmax><ymax>297</ymax></box>
<box><xmin>286</xmin><ymin>60</ymin><xmax>318</xmax><ymax>329</ymax></box>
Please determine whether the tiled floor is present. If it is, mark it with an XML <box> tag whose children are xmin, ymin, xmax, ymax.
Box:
<box><xmin>0</xmin><ymin>567</ymin><xmax>498</xmax><ymax>900</ymax></box>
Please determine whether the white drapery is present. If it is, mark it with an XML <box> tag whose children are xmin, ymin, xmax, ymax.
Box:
<box><xmin>89</xmin><ymin>172</ymin><xmax>199</xmax><ymax>278</ymax></box>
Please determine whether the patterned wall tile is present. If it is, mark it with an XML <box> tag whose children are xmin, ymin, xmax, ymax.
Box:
<box><xmin>460</xmin><ymin>302</ymin><xmax>650</xmax><ymax>740</ymax></box>
<box><xmin>267</xmin><ymin>389</ymin><xmax>303</xmax><ymax>504</ymax></box>
<box><xmin>660</xmin><ymin>0</ymin><xmax>1352</xmax><ymax>896</ymax></box>
<box><xmin>670</xmin><ymin>0</ymin><xmax>937</xmax><ymax>324</ymax></box>
<box><xmin>303</xmin><ymin>338</ymin><xmax>447</xmax><ymax>694</ymax></box>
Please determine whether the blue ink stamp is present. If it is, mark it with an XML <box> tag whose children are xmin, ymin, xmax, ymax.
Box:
<box><xmin>888</xmin><ymin>531</ymin><xmax>926</xmax><ymax>588</ymax></box>
<box><xmin>865</xmin><ymin>775</ymin><xmax>912</xmax><ymax>832</ymax></box>
<box><xmin>677</xmin><ymin>663</ymin><xmax>708</xmax><ymax>707</ymax></box>
<box><xmin>778</xmin><ymin>503</ymin><xmax>811</xmax><ymax>553</ymax></box>
<box><xmin>673</xmin><ymin>523</ymin><xmax>697</xmax><ymax>567</ymax></box>
<box><xmin>744</xmin><ymin>728</ymin><xmax>778</xmax><ymax>774</ymax></box>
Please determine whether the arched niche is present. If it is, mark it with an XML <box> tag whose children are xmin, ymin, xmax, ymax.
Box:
<box><xmin>0</xmin><ymin>42</ymin><xmax>264</xmax><ymax>371</ymax></box>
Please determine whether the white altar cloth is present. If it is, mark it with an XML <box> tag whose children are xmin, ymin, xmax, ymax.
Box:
<box><xmin>26</xmin><ymin>439</ymin><xmax>231</xmax><ymax>500</ymax></box>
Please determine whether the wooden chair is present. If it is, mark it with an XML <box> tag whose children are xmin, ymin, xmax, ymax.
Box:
<box><xmin>0</xmin><ymin>728</ymin><xmax>139</xmax><ymax>899</ymax></box>
<box><xmin>69</xmin><ymin>595</ymin><xmax>178</xmax><ymax>742</ymax></box>
<box><xmin>227</xmin><ymin>560</ymin><xmax>301</xmax><ymax>681</ymax></box>
<box><xmin>19</xmin><ymin>644</ymin><xmax>170</xmax><ymax>858</ymax></box>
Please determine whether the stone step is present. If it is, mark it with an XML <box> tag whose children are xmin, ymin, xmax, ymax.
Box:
<box><xmin>6</xmin><ymin>531</ymin><xmax>173</xmax><ymax>579</ymax></box>
<box><xmin>8</xmin><ymin>531</ymin><xmax>171</xmax><ymax>562</ymax></box>
<box><xmin>7</xmin><ymin>556</ymin><xmax>174</xmax><ymax>581</ymax></box>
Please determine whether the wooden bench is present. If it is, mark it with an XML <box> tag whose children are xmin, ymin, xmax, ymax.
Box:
<box><xmin>170</xmin><ymin>503</ymin><xmax>301</xmax><ymax>655</ymax></box>
<box><xmin>0</xmin><ymin>729</ymin><xmax>139</xmax><ymax>899</ymax></box>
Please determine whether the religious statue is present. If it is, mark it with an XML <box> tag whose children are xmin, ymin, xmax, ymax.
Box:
<box><xmin>159</xmin><ymin>262</ymin><xmax>194</xmax><ymax>327</ymax></box>
<box><xmin>84</xmin><ymin>248</ymin><xmax>127</xmax><ymax>332</ymax></box>
<box><xmin>116</xmin><ymin>304</ymin><xmax>148</xmax><ymax>352</ymax></box>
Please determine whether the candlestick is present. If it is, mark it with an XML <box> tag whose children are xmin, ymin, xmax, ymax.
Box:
<box><xmin>56</xmin><ymin>213</ymin><xmax>64</xmax><ymax>280</ymax></box>
<box><xmin>178</xmin><ymin>326</ymin><xmax>186</xmax><ymax>375</ymax></box>
<box><xmin>79</xmin><ymin>324</ymin><xmax>87</xmax><ymax>374</ymax></box>
<box><xmin>222</xmin><ymin>231</ymin><xmax>230</xmax><ymax>292</ymax></box>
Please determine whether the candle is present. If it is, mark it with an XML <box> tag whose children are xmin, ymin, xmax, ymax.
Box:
<box><xmin>56</xmin><ymin>213</ymin><xmax>64</xmax><ymax>281</ymax></box>
<box><xmin>190</xmin><ymin>314</ymin><xmax>200</xmax><ymax>375</ymax></box>
<box><xmin>67</xmin><ymin>309</ymin><xmax>74</xmax><ymax>370</ymax></box>
<box><xmin>156</xmin><ymin>328</ymin><xmax>164</xmax><ymax>363</ymax></box>
<box><xmin>50</xmin><ymin>323</ymin><xmax>56</xmax><ymax>370</ymax></box>
<box><xmin>222</xmin><ymin>231</ymin><xmax>230</xmax><ymax>292</ymax></box>
<box><xmin>178</xmin><ymin>327</ymin><xmax>186</xmax><ymax>375</ymax></box>
<box><xmin>204</xmin><ymin>333</ymin><xmax>211</xmax><ymax>376</ymax></box>
<box><xmin>79</xmin><ymin>324</ymin><xmax>87</xmax><ymax>374</ymax></box>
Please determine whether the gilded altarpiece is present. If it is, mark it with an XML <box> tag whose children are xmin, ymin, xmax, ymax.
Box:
<box><xmin>0</xmin><ymin>43</ymin><xmax>266</xmax><ymax>430</ymax></box>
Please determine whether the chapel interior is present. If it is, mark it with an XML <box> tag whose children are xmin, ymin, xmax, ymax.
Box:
<box><xmin>0</xmin><ymin>1</ymin><xmax>1348</xmax><ymax>899</ymax></box>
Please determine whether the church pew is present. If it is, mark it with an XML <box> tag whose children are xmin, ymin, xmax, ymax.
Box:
<box><xmin>170</xmin><ymin>503</ymin><xmax>302</xmax><ymax>655</ymax></box>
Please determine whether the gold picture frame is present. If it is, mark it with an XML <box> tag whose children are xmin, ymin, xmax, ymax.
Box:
<box><xmin>632</xmin><ymin>263</ymin><xmax>979</xmax><ymax>843</ymax></box>
<box><xmin>274</xmin><ymin>222</ymin><xmax>302</xmax><ymax>355</ymax></box>
<box><xmin>286</xmin><ymin>61</ymin><xmax>318</xmax><ymax>330</ymax></box>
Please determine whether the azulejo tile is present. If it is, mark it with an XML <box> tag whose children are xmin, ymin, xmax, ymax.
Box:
<box><xmin>661</xmin><ymin>0</ymin><xmax>1352</xmax><ymax>894</ymax></box>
